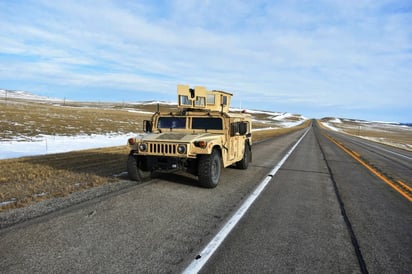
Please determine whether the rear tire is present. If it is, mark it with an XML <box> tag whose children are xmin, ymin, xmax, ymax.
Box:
<box><xmin>236</xmin><ymin>142</ymin><xmax>251</xmax><ymax>169</ymax></box>
<box><xmin>198</xmin><ymin>149</ymin><xmax>222</xmax><ymax>188</ymax></box>
<box><xmin>127</xmin><ymin>154</ymin><xmax>151</xmax><ymax>182</ymax></box>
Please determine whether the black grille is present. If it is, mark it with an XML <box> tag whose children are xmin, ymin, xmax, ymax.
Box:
<box><xmin>148</xmin><ymin>143</ymin><xmax>177</xmax><ymax>155</ymax></box>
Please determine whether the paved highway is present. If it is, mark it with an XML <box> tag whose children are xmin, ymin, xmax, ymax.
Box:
<box><xmin>325</xmin><ymin>126</ymin><xmax>412</xmax><ymax>192</ymax></box>
<box><xmin>1</xmin><ymin>122</ymin><xmax>411</xmax><ymax>273</ymax></box>
<box><xmin>196</xmin><ymin>121</ymin><xmax>411</xmax><ymax>273</ymax></box>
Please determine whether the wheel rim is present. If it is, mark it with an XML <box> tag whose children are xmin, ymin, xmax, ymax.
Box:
<box><xmin>211</xmin><ymin>157</ymin><xmax>220</xmax><ymax>182</ymax></box>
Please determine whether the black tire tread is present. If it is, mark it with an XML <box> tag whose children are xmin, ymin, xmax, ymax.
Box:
<box><xmin>236</xmin><ymin>142</ymin><xmax>251</xmax><ymax>169</ymax></box>
<box><xmin>198</xmin><ymin>149</ymin><xmax>222</xmax><ymax>188</ymax></box>
<box><xmin>127</xmin><ymin>154</ymin><xmax>151</xmax><ymax>182</ymax></box>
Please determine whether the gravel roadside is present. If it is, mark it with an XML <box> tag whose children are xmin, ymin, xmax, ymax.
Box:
<box><xmin>0</xmin><ymin>177</ymin><xmax>139</xmax><ymax>229</ymax></box>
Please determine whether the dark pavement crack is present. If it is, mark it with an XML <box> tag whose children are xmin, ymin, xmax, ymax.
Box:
<box><xmin>279</xmin><ymin>167</ymin><xmax>329</xmax><ymax>175</ymax></box>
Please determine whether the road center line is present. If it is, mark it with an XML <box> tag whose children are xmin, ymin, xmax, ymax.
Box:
<box><xmin>182</xmin><ymin>127</ymin><xmax>311</xmax><ymax>274</ymax></box>
<box><xmin>324</xmin><ymin>134</ymin><xmax>412</xmax><ymax>203</ymax></box>
<box><xmin>341</xmin><ymin>134</ymin><xmax>412</xmax><ymax>161</ymax></box>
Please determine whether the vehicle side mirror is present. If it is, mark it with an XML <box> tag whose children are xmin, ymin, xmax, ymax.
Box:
<box><xmin>143</xmin><ymin>120</ymin><xmax>152</xmax><ymax>133</ymax></box>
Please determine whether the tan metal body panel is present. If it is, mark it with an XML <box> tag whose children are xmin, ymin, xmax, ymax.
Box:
<box><xmin>177</xmin><ymin>84</ymin><xmax>233</xmax><ymax>113</ymax></box>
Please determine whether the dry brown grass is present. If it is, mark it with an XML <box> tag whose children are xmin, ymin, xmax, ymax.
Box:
<box><xmin>0</xmin><ymin>100</ymin><xmax>153</xmax><ymax>141</ymax></box>
<box><xmin>0</xmin><ymin>98</ymin><xmax>309</xmax><ymax>211</ymax></box>
<box><xmin>0</xmin><ymin>146</ymin><xmax>128</xmax><ymax>211</ymax></box>
<box><xmin>320</xmin><ymin>118</ymin><xmax>412</xmax><ymax>151</ymax></box>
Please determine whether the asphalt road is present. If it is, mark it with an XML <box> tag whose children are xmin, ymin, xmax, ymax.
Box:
<box><xmin>325</xmin><ymin>126</ymin><xmax>412</xmax><ymax>187</ymax></box>
<box><xmin>198</xmin><ymin>122</ymin><xmax>412</xmax><ymax>273</ymax></box>
<box><xmin>1</xmin><ymin>123</ymin><xmax>411</xmax><ymax>273</ymax></box>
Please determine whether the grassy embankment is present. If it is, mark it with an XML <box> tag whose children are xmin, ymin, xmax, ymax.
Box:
<box><xmin>0</xmin><ymin>100</ymin><xmax>309</xmax><ymax>211</ymax></box>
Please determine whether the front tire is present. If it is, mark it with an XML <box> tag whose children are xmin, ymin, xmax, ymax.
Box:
<box><xmin>198</xmin><ymin>149</ymin><xmax>222</xmax><ymax>188</ymax></box>
<box><xmin>127</xmin><ymin>154</ymin><xmax>151</xmax><ymax>182</ymax></box>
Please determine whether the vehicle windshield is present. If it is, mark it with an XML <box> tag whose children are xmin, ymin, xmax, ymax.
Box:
<box><xmin>157</xmin><ymin>117</ymin><xmax>223</xmax><ymax>130</ymax></box>
<box><xmin>157</xmin><ymin>117</ymin><xmax>186</xmax><ymax>129</ymax></box>
<box><xmin>192</xmin><ymin>118</ymin><xmax>223</xmax><ymax>130</ymax></box>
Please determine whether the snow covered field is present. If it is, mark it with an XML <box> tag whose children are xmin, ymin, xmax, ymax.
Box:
<box><xmin>1</xmin><ymin>90</ymin><xmax>308</xmax><ymax>160</ymax></box>
<box><xmin>8</xmin><ymin>91</ymin><xmax>410</xmax><ymax>158</ymax></box>
<box><xmin>0</xmin><ymin>133</ymin><xmax>137</xmax><ymax>160</ymax></box>
<box><xmin>0</xmin><ymin>117</ymin><xmax>306</xmax><ymax>159</ymax></box>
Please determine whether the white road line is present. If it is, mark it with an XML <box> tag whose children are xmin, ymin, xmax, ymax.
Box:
<box><xmin>182</xmin><ymin>127</ymin><xmax>311</xmax><ymax>274</ymax></box>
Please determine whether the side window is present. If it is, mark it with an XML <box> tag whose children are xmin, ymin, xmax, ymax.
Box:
<box><xmin>239</xmin><ymin>122</ymin><xmax>248</xmax><ymax>135</ymax></box>
<box><xmin>179</xmin><ymin>95</ymin><xmax>191</xmax><ymax>106</ymax></box>
<box><xmin>231</xmin><ymin>122</ymin><xmax>239</xmax><ymax>136</ymax></box>
<box><xmin>231</xmin><ymin>122</ymin><xmax>249</xmax><ymax>136</ymax></box>
<box><xmin>221</xmin><ymin>95</ymin><xmax>228</xmax><ymax>106</ymax></box>
<box><xmin>207</xmin><ymin>94</ymin><xmax>215</xmax><ymax>105</ymax></box>
<box><xmin>194</xmin><ymin>96</ymin><xmax>206</xmax><ymax>107</ymax></box>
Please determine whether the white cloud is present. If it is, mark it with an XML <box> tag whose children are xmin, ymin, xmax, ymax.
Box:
<box><xmin>0</xmin><ymin>0</ymin><xmax>411</xmax><ymax>121</ymax></box>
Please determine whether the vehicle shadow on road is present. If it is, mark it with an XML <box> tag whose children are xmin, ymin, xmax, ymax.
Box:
<box><xmin>152</xmin><ymin>172</ymin><xmax>200</xmax><ymax>188</ymax></box>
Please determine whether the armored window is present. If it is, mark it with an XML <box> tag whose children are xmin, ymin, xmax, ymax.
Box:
<box><xmin>239</xmin><ymin>122</ymin><xmax>248</xmax><ymax>135</ymax></box>
<box><xmin>194</xmin><ymin>96</ymin><xmax>206</xmax><ymax>107</ymax></box>
<box><xmin>207</xmin><ymin>94</ymin><xmax>215</xmax><ymax>105</ymax></box>
<box><xmin>179</xmin><ymin>95</ymin><xmax>191</xmax><ymax>106</ymax></box>
<box><xmin>221</xmin><ymin>95</ymin><xmax>228</xmax><ymax>106</ymax></box>
<box><xmin>192</xmin><ymin>118</ymin><xmax>223</xmax><ymax>130</ymax></box>
<box><xmin>231</xmin><ymin>122</ymin><xmax>249</xmax><ymax>136</ymax></box>
<box><xmin>231</xmin><ymin>123</ymin><xmax>239</xmax><ymax>136</ymax></box>
<box><xmin>158</xmin><ymin>117</ymin><xmax>186</xmax><ymax>129</ymax></box>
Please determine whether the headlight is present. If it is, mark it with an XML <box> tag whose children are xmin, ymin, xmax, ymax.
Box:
<box><xmin>139</xmin><ymin>143</ymin><xmax>147</xmax><ymax>152</ymax></box>
<box><xmin>177</xmin><ymin>144</ymin><xmax>186</xmax><ymax>154</ymax></box>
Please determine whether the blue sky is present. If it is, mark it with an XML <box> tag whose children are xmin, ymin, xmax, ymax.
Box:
<box><xmin>1</xmin><ymin>0</ymin><xmax>411</xmax><ymax>122</ymax></box>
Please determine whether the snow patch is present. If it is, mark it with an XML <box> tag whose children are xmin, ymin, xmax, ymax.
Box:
<box><xmin>133</xmin><ymin>100</ymin><xmax>176</xmax><ymax>106</ymax></box>
<box><xmin>321</xmin><ymin>122</ymin><xmax>341</xmax><ymax>132</ymax></box>
<box><xmin>329</xmin><ymin>118</ymin><xmax>342</xmax><ymax>123</ymax></box>
<box><xmin>127</xmin><ymin>109</ymin><xmax>154</xmax><ymax>115</ymax></box>
<box><xmin>0</xmin><ymin>198</ymin><xmax>16</xmax><ymax>207</ymax></box>
<box><xmin>0</xmin><ymin>133</ymin><xmax>138</xmax><ymax>160</ymax></box>
<box><xmin>0</xmin><ymin>89</ymin><xmax>62</xmax><ymax>101</ymax></box>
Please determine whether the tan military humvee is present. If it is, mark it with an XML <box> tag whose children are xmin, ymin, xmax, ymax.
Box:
<box><xmin>127</xmin><ymin>84</ymin><xmax>252</xmax><ymax>188</ymax></box>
